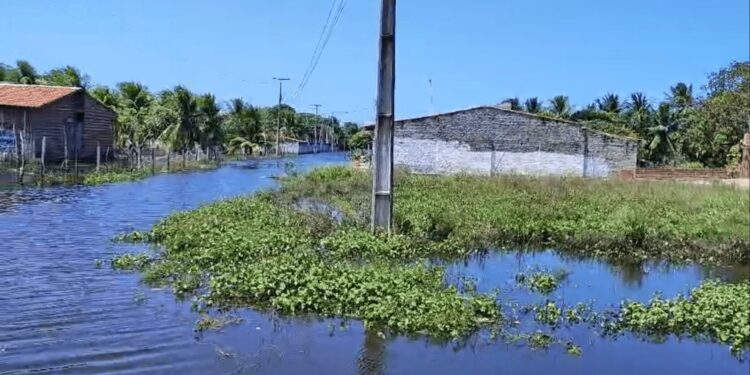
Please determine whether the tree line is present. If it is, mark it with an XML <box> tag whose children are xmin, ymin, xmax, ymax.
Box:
<box><xmin>501</xmin><ymin>61</ymin><xmax>749</xmax><ymax>168</ymax></box>
<box><xmin>3</xmin><ymin>59</ymin><xmax>748</xmax><ymax>168</ymax></box>
<box><xmin>1</xmin><ymin>60</ymin><xmax>362</xmax><ymax>164</ymax></box>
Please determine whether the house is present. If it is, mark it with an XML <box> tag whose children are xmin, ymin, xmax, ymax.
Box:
<box><xmin>365</xmin><ymin>105</ymin><xmax>639</xmax><ymax>177</ymax></box>
<box><xmin>0</xmin><ymin>83</ymin><xmax>115</xmax><ymax>161</ymax></box>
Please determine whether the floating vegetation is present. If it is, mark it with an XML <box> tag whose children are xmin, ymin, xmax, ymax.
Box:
<box><xmin>195</xmin><ymin>313</ymin><xmax>244</xmax><ymax>332</ymax></box>
<box><xmin>608</xmin><ymin>280</ymin><xmax>750</xmax><ymax>355</ymax></box>
<box><xmin>565</xmin><ymin>342</ymin><xmax>583</xmax><ymax>357</ymax></box>
<box><xmin>111</xmin><ymin>253</ymin><xmax>153</xmax><ymax>271</ymax></box>
<box><xmin>112</xmin><ymin>166</ymin><xmax>750</xmax><ymax>355</ymax></box>
<box><xmin>112</xmin><ymin>230</ymin><xmax>151</xmax><ymax>243</ymax></box>
<box><xmin>83</xmin><ymin>161</ymin><xmax>219</xmax><ymax>186</ymax></box>
<box><xmin>516</xmin><ymin>268</ymin><xmax>570</xmax><ymax>295</ymax></box>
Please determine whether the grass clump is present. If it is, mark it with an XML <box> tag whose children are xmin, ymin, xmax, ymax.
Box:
<box><xmin>281</xmin><ymin>166</ymin><xmax>750</xmax><ymax>265</ymax></box>
<box><xmin>84</xmin><ymin>169</ymin><xmax>152</xmax><ymax>186</ymax></box>
<box><xmin>610</xmin><ymin>280</ymin><xmax>750</xmax><ymax>355</ymax></box>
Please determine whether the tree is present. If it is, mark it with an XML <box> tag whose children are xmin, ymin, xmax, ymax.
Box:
<box><xmin>596</xmin><ymin>93</ymin><xmax>622</xmax><ymax>114</ymax></box>
<box><xmin>7</xmin><ymin>60</ymin><xmax>38</xmax><ymax>84</ymax></box>
<box><xmin>667</xmin><ymin>82</ymin><xmax>694</xmax><ymax>112</ymax></box>
<box><xmin>642</xmin><ymin>102</ymin><xmax>678</xmax><ymax>165</ymax></box>
<box><xmin>501</xmin><ymin>97</ymin><xmax>522</xmax><ymax>111</ymax></box>
<box><xmin>625</xmin><ymin>92</ymin><xmax>653</xmax><ymax>134</ymax></box>
<box><xmin>42</xmin><ymin>66</ymin><xmax>90</xmax><ymax>88</ymax></box>
<box><xmin>348</xmin><ymin>130</ymin><xmax>372</xmax><ymax>150</ymax></box>
<box><xmin>678</xmin><ymin>61</ymin><xmax>749</xmax><ymax>167</ymax></box>
<box><xmin>523</xmin><ymin>97</ymin><xmax>542</xmax><ymax>113</ymax></box>
<box><xmin>161</xmin><ymin>86</ymin><xmax>201</xmax><ymax>166</ymax></box>
<box><xmin>548</xmin><ymin>95</ymin><xmax>571</xmax><ymax>119</ymax></box>
<box><xmin>197</xmin><ymin>94</ymin><xmax>223</xmax><ymax>159</ymax></box>
<box><xmin>225</xmin><ymin>98</ymin><xmax>265</xmax><ymax>155</ymax></box>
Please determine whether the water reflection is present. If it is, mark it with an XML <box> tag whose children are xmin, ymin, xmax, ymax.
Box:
<box><xmin>0</xmin><ymin>153</ymin><xmax>747</xmax><ymax>374</ymax></box>
<box><xmin>358</xmin><ymin>331</ymin><xmax>386</xmax><ymax>375</ymax></box>
<box><xmin>609</xmin><ymin>261</ymin><xmax>647</xmax><ymax>288</ymax></box>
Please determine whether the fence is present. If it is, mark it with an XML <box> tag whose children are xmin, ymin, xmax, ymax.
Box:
<box><xmin>0</xmin><ymin>126</ymin><xmax>220</xmax><ymax>185</ymax></box>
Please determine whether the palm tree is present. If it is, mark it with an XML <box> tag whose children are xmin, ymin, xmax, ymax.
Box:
<box><xmin>90</xmin><ymin>86</ymin><xmax>119</xmax><ymax>109</ymax></box>
<box><xmin>161</xmin><ymin>86</ymin><xmax>201</xmax><ymax>167</ymax></box>
<box><xmin>117</xmin><ymin>82</ymin><xmax>152</xmax><ymax>113</ymax></box>
<box><xmin>197</xmin><ymin>94</ymin><xmax>223</xmax><ymax>159</ymax></box>
<box><xmin>667</xmin><ymin>82</ymin><xmax>694</xmax><ymax>112</ymax></box>
<box><xmin>501</xmin><ymin>97</ymin><xmax>522</xmax><ymax>111</ymax></box>
<box><xmin>523</xmin><ymin>97</ymin><xmax>542</xmax><ymax>113</ymax></box>
<box><xmin>225</xmin><ymin>98</ymin><xmax>265</xmax><ymax>155</ymax></box>
<box><xmin>548</xmin><ymin>95</ymin><xmax>571</xmax><ymax>119</ymax></box>
<box><xmin>625</xmin><ymin>92</ymin><xmax>653</xmax><ymax>133</ymax></box>
<box><xmin>9</xmin><ymin>60</ymin><xmax>38</xmax><ymax>84</ymax></box>
<box><xmin>596</xmin><ymin>93</ymin><xmax>622</xmax><ymax>114</ymax></box>
<box><xmin>644</xmin><ymin>102</ymin><xmax>678</xmax><ymax>164</ymax></box>
<box><xmin>42</xmin><ymin>66</ymin><xmax>89</xmax><ymax>88</ymax></box>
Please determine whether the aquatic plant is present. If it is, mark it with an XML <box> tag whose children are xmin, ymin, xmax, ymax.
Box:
<box><xmin>111</xmin><ymin>253</ymin><xmax>152</xmax><ymax>271</ymax></box>
<box><xmin>115</xmin><ymin>194</ymin><xmax>502</xmax><ymax>340</ymax></box>
<box><xmin>610</xmin><ymin>280</ymin><xmax>750</xmax><ymax>355</ymax></box>
<box><xmin>516</xmin><ymin>268</ymin><xmax>569</xmax><ymax>295</ymax></box>
<box><xmin>112</xmin><ymin>166</ymin><xmax>750</xmax><ymax>354</ymax></box>
<box><xmin>112</xmin><ymin>230</ymin><xmax>151</xmax><ymax>243</ymax></box>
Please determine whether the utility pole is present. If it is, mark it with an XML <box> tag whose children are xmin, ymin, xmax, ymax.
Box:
<box><xmin>372</xmin><ymin>0</ymin><xmax>396</xmax><ymax>233</ymax></box>
<box><xmin>311</xmin><ymin>104</ymin><xmax>322</xmax><ymax>153</ymax></box>
<box><xmin>273</xmin><ymin>77</ymin><xmax>291</xmax><ymax>157</ymax></box>
<box><xmin>428</xmin><ymin>78</ymin><xmax>434</xmax><ymax>115</ymax></box>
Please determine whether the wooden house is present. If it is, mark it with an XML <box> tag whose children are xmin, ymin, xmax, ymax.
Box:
<box><xmin>0</xmin><ymin>83</ymin><xmax>115</xmax><ymax>161</ymax></box>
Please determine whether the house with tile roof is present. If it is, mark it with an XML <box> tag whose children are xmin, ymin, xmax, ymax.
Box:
<box><xmin>0</xmin><ymin>83</ymin><xmax>115</xmax><ymax>161</ymax></box>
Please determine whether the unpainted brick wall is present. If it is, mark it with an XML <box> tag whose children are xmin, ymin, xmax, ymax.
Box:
<box><xmin>392</xmin><ymin>107</ymin><xmax>638</xmax><ymax>177</ymax></box>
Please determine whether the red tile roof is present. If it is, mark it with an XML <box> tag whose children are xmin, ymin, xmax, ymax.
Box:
<box><xmin>0</xmin><ymin>83</ymin><xmax>81</xmax><ymax>108</ymax></box>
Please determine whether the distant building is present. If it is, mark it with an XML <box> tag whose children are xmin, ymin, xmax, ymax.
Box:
<box><xmin>365</xmin><ymin>105</ymin><xmax>639</xmax><ymax>177</ymax></box>
<box><xmin>0</xmin><ymin>83</ymin><xmax>115</xmax><ymax>161</ymax></box>
<box><xmin>276</xmin><ymin>140</ymin><xmax>333</xmax><ymax>155</ymax></box>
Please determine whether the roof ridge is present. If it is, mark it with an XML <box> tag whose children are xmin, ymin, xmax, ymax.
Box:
<box><xmin>0</xmin><ymin>82</ymin><xmax>82</xmax><ymax>90</ymax></box>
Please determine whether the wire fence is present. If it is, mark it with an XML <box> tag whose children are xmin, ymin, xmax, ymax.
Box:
<box><xmin>0</xmin><ymin>127</ymin><xmax>221</xmax><ymax>185</ymax></box>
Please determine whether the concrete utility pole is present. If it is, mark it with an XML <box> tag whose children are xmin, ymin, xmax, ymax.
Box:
<box><xmin>372</xmin><ymin>0</ymin><xmax>396</xmax><ymax>233</ymax></box>
<box><xmin>273</xmin><ymin>77</ymin><xmax>291</xmax><ymax>157</ymax></box>
<box><xmin>311</xmin><ymin>104</ymin><xmax>322</xmax><ymax>153</ymax></box>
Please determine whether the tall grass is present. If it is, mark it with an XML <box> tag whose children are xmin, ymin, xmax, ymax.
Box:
<box><xmin>281</xmin><ymin>166</ymin><xmax>750</xmax><ymax>264</ymax></box>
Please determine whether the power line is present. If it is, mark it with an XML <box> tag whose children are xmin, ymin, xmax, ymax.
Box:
<box><xmin>291</xmin><ymin>0</ymin><xmax>348</xmax><ymax>101</ymax></box>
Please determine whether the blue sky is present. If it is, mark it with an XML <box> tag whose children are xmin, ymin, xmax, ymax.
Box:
<box><xmin>2</xmin><ymin>0</ymin><xmax>748</xmax><ymax>123</ymax></box>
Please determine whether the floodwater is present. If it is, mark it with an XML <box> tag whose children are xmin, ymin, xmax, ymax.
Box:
<box><xmin>0</xmin><ymin>153</ymin><xmax>747</xmax><ymax>374</ymax></box>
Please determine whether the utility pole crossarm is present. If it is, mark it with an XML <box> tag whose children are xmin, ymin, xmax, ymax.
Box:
<box><xmin>371</xmin><ymin>0</ymin><xmax>396</xmax><ymax>233</ymax></box>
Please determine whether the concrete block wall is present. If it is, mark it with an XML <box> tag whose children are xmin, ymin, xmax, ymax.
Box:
<box><xmin>278</xmin><ymin>142</ymin><xmax>333</xmax><ymax>155</ymax></box>
<box><xmin>392</xmin><ymin>107</ymin><xmax>638</xmax><ymax>177</ymax></box>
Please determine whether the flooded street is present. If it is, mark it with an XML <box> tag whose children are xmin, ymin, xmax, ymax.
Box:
<box><xmin>0</xmin><ymin>153</ymin><xmax>747</xmax><ymax>375</ymax></box>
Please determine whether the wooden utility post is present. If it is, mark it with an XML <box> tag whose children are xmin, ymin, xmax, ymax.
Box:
<box><xmin>372</xmin><ymin>0</ymin><xmax>396</xmax><ymax>233</ymax></box>
<box><xmin>311</xmin><ymin>104</ymin><xmax>322</xmax><ymax>153</ymax></box>
<box><xmin>273</xmin><ymin>77</ymin><xmax>291</xmax><ymax>157</ymax></box>
<box><xmin>40</xmin><ymin>136</ymin><xmax>46</xmax><ymax>183</ymax></box>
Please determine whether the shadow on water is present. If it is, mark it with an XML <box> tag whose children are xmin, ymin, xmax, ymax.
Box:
<box><xmin>0</xmin><ymin>152</ymin><xmax>748</xmax><ymax>374</ymax></box>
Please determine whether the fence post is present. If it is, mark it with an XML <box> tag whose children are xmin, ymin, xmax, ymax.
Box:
<box><xmin>18</xmin><ymin>130</ymin><xmax>25</xmax><ymax>184</ymax></box>
<box><xmin>96</xmin><ymin>142</ymin><xmax>101</xmax><ymax>173</ymax></box>
<box><xmin>62</xmin><ymin>124</ymin><xmax>69</xmax><ymax>169</ymax></box>
<box><xmin>151</xmin><ymin>146</ymin><xmax>156</xmax><ymax>174</ymax></box>
<box><xmin>166</xmin><ymin>148</ymin><xmax>171</xmax><ymax>172</ymax></box>
<box><xmin>75</xmin><ymin>148</ymin><xmax>79</xmax><ymax>181</ymax></box>
<box><xmin>40</xmin><ymin>136</ymin><xmax>46</xmax><ymax>184</ymax></box>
